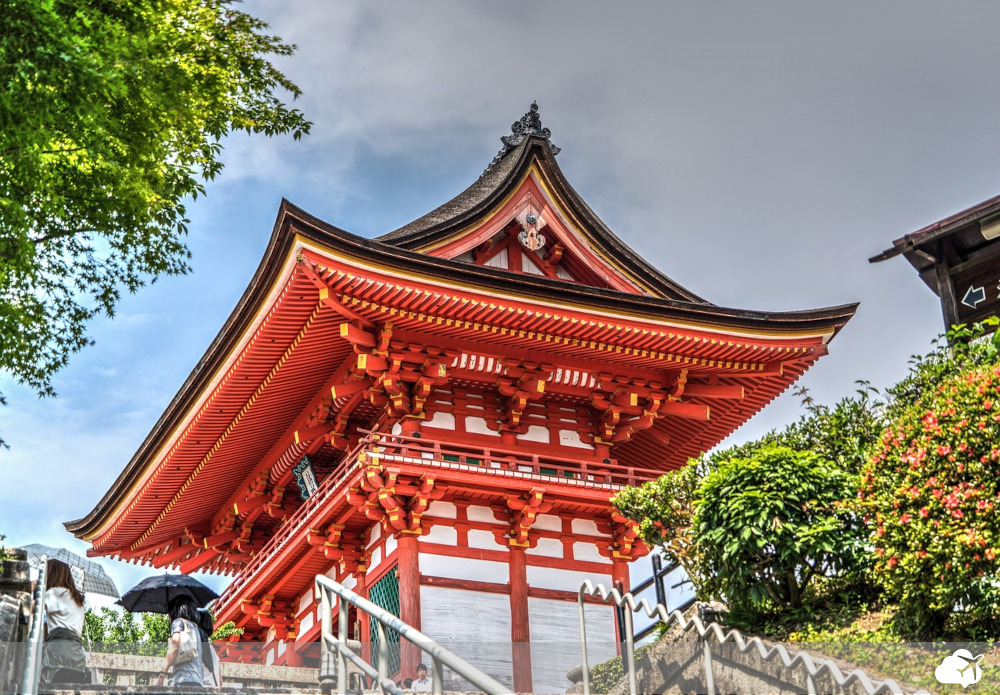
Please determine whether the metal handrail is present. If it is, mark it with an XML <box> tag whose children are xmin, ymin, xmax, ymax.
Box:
<box><xmin>315</xmin><ymin>574</ymin><xmax>513</xmax><ymax>695</ymax></box>
<box><xmin>20</xmin><ymin>557</ymin><xmax>46</xmax><ymax>695</ymax></box>
<box><xmin>577</xmin><ymin>580</ymin><xmax>930</xmax><ymax>695</ymax></box>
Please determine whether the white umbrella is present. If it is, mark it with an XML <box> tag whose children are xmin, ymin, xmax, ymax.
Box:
<box><xmin>21</xmin><ymin>544</ymin><xmax>119</xmax><ymax>599</ymax></box>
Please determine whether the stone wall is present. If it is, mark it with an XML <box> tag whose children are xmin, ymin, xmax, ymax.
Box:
<box><xmin>0</xmin><ymin>548</ymin><xmax>32</xmax><ymax>694</ymax></box>
<box><xmin>596</xmin><ymin>620</ymin><xmax>926</xmax><ymax>695</ymax></box>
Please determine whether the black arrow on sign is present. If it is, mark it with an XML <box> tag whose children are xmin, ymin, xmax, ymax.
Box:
<box><xmin>962</xmin><ymin>285</ymin><xmax>987</xmax><ymax>309</ymax></box>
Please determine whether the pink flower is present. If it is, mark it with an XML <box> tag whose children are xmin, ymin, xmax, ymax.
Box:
<box><xmin>900</xmin><ymin>513</ymin><xmax>912</xmax><ymax>524</ymax></box>
<box><xmin>952</xmin><ymin>509</ymin><xmax>965</xmax><ymax>519</ymax></box>
<box><xmin>937</xmin><ymin>445</ymin><xmax>952</xmax><ymax>456</ymax></box>
<box><xmin>919</xmin><ymin>507</ymin><xmax>929</xmax><ymax>518</ymax></box>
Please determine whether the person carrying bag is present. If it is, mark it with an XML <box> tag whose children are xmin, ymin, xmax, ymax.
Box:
<box><xmin>155</xmin><ymin>596</ymin><xmax>203</xmax><ymax>687</ymax></box>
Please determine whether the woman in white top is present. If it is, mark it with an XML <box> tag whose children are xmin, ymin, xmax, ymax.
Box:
<box><xmin>40</xmin><ymin>559</ymin><xmax>89</xmax><ymax>685</ymax></box>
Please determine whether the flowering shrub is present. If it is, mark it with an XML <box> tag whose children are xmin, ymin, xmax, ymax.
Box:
<box><xmin>861</xmin><ymin>361</ymin><xmax>1000</xmax><ymax>632</ymax></box>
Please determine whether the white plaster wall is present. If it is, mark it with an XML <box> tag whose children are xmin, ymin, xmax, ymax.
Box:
<box><xmin>419</xmin><ymin>586</ymin><xmax>513</xmax><ymax>691</ymax></box>
<box><xmin>559</xmin><ymin>429</ymin><xmax>593</xmax><ymax>449</ymax></box>
<box><xmin>426</xmin><ymin>411</ymin><xmax>456</xmax><ymax>429</ymax></box>
<box><xmin>521</xmin><ymin>425</ymin><xmax>550</xmax><ymax>443</ymax></box>
<box><xmin>298</xmin><ymin>589</ymin><xmax>313</xmax><ymax>613</ymax></box>
<box><xmin>385</xmin><ymin>534</ymin><xmax>397</xmax><ymax>557</ymax></box>
<box><xmin>425</xmin><ymin>500</ymin><xmax>457</xmax><ymax>519</ymax></box>
<box><xmin>574</xmin><ymin>541</ymin><xmax>610</xmax><ymax>564</ymax></box>
<box><xmin>533</xmin><ymin>514</ymin><xmax>563</xmax><ymax>532</ymax></box>
<box><xmin>572</xmin><ymin>519</ymin><xmax>600</xmax><ymax>535</ymax></box>
<box><xmin>526</xmin><ymin>565</ymin><xmax>613</xmax><ymax>593</ymax></box>
<box><xmin>369</xmin><ymin>546</ymin><xmax>383</xmax><ymax>571</ymax></box>
<box><xmin>368</xmin><ymin>523</ymin><xmax>382</xmax><ymax>547</ymax></box>
<box><xmin>467</xmin><ymin>505</ymin><xmax>498</xmax><ymax>523</ymax></box>
<box><xmin>526</xmin><ymin>537</ymin><xmax>563</xmax><ymax>558</ymax></box>
<box><xmin>420</xmin><ymin>554</ymin><xmax>509</xmax><ymax>583</ymax></box>
<box><xmin>298</xmin><ymin>611</ymin><xmax>314</xmax><ymax>638</ymax></box>
<box><xmin>529</xmin><ymin>598</ymin><xmax>617</xmax><ymax>693</ymax></box>
<box><xmin>466</xmin><ymin>417</ymin><xmax>498</xmax><ymax>436</ymax></box>
<box><xmin>423</xmin><ymin>524</ymin><xmax>458</xmax><ymax>545</ymax></box>
<box><xmin>468</xmin><ymin>529</ymin><xmax>506</xmax><ymax>551</ymax></box>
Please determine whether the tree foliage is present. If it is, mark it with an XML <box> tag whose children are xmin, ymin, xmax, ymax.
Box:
<box><xmin>0</xmin><ymin>0</ymin><xmax>310</xmax><ymax>399</ymax></box>
<box><xmin>84</xmin><ymin>607</ymin><xmax>242</xmax><ymax>655</ymax></box>
<box><xmin>695</xmin><ymin>446</ymin><xmax>859</xmax><ymax>610</ymax></box>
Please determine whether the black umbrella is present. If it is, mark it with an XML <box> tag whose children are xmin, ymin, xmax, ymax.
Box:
<box><xmin>117</xmin><ymin>574</ymin><xmax>219</xmax><ymax>614</ymax></box>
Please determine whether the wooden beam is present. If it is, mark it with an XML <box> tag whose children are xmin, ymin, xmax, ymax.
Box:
<box><xmin>658</xmin><ymin>401</ymin><xmax>710</xmax><ymax>421</ymax></box>
<box><xmin>203</xmin><ymin>530</ymin><xmax>240</xmax><ymax>549</ymax></box>
<box><xmin>644</xmin><ymin>427</ymin><xmax>671</xmax><ymax>447</ymax></box>
<box><xmin>683</xmin><ymin>383</ymin><xmax>744</xmax><ymax>400</ymax></box>
<box><xmin>934</xmin><ymin>239</ymin><xmax>961</xmax><ymax>331</ymax></box>
<box><xmin>233</xmin><ymin>495</ymin><xmax>270</xmax><ymax>516</ymax></box>
<box><xmin>178</xmin><ymin>547</ymin><xmax>221</xmax><ymax>575</ymax></box>
<box><xmin>339</xmin><ymin>323</ymin><xmax>377</xmax><ymax>348</ymax></box>
<box><xmin>330</xmin><ymin>381</ymin><xmax>368</xmax><ymax>399</ymax></box>
<box><xmin>151</xmin><ymin>539</ymin><xmax>200</xmax><ymax>567</ymax></box>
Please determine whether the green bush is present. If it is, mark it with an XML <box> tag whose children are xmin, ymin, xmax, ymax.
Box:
<box><xmin>861</xmin><ymin>360</ymin><xmax>1000</xmax><ymax>633</ymax></box>
<box><xmin>696</xmin><ymin>446</ymin><xmax>861</xmax><ymax>610</ymax></box>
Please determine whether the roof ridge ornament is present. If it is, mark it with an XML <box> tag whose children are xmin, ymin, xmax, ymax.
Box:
<box><xmin>485</xmin><ymin>102</ymin><xmax>560</xmax><ymax>172</ymax></box>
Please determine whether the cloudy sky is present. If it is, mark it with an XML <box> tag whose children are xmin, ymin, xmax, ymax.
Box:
<box><xmin>4</xmin><ymin>1</ymin><xmax>1000</xmax><ymax>595</ymax></box>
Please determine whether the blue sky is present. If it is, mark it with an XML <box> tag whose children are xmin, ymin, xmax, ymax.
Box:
<box><xmin>4</xmin><ymin>1</ymin><xmax>1000</xmax><ymax>596</ymax></box>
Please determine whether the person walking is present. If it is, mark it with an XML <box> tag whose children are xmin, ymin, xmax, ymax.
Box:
<box><xmin>155</xmin><ymin>596</ymin><xmax>203</xmax><ymax>687</ymax></box>
<box><xmin>196</xmin><ymin>608</ymin><xmax>222</xmax><ymax>687</ymax></box>
<box><xmin>40</xmin><ymin>559</ymin><xmax>90</xmax><ymax>686</ymax></box>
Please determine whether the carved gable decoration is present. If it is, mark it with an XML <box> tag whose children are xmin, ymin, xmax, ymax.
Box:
<box><xmin>429</xmin><ymin>175</ymin><xmax>645</xmax><ymax>294</ymax></box>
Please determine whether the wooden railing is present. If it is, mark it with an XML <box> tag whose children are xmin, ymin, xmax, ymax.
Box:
<box><xmin>218</xmin><ymin>430</ymin><xmax>663</xmax><ymax>611</ymax></box>
<box><xmin>359</xmin><ymin>429</ymin><xmax>664</xmax><ymax>488</ymax></box>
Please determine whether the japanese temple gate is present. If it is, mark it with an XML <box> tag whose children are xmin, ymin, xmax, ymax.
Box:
<box><xmin>68</xmin><ymin>105</ymin><xmax>856</xmax><ymax>691</ymax></box>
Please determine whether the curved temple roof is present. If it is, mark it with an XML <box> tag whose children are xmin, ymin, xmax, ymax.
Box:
<box><xmin>66</xmin><ymin>105</ymin><xmax>857</xmax><ymax>572</ymax></box>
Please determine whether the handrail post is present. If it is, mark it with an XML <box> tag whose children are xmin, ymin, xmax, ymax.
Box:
<box><xmin>376</xmin><ymin>622</ymin><xmax>389</xmax><ymax>694</ymax></box>
<box><xmin>577</xmin><ymin>590</ymin><xmax>591</xmax><ymax>695</ymax></box>
<box><xmin>431</xmin><ymin>657</ymin><xmax>444</xmax><ymax>695</ymax></box>
<box><xmin>624</xmin><ymin>608</ymin><xmax>636</xmax><ymax>695</ymax></box>
<box><xmin>338</xmin><ymin>594</ymin><xmax>349</xmax><ymax>695</ymax></box>
<box><xmin>20</xmin><ymin>558</ymin><xmax>46</xmax><ymax>695</ymax></box>
<box><xmin>319</xmin><ymin>583</ymin><xmax>334</xmax><ymax>694</ymax></box>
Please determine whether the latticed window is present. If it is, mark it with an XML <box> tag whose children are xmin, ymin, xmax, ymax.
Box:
<box><xmin>368</xmin><ymin>568</ymin><xmax>401</xmax><ymax>675</ymax></box>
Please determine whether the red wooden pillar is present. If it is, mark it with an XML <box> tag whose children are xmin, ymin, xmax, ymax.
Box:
<box><xmin>509</xmin><ymin>545</ymin><xmax>533</xmax><ymax>693</ymax></box>
<box><xmin>355</xmin><ymin>570</ymin><xmax>371</xmax><ymax>666</ymax></box>
<box><xmin>398</xmin><ymin>533</ymin><xmax>422</xmax><ymax>678</ymax></box>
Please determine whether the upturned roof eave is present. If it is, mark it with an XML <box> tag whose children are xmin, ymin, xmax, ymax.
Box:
<box><xmin>67</xmin><ymin>198</ymin><xmax>858</xmax><ymax>544</ymax></box>
<box><xmin>63</xmin><ymin>202</ymin><xmax>313</xmax><ymax>540</ymax></box>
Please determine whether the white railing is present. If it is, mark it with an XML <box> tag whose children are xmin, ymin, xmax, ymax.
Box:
<box><xmin>315</xmin><ymin>575</ymin><xmax>512</xmax><ymax>695</ymax></box>
<box><xmin>577</xmin><ymin>581</ymin><xmax>930</xmax><ymax>695</ymax></box>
